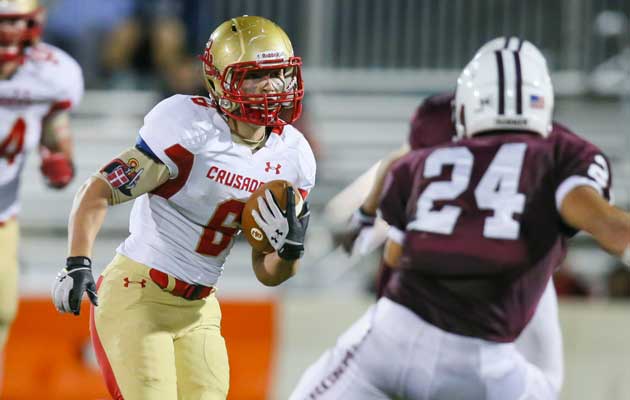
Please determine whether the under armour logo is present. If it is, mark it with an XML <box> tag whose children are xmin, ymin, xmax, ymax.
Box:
<box><xmin>271</xmin><ymin>229</ymin><xmax>283</xmax><ymax>244</ymax></box>
<box><xmin>123</xmin><ymin>277</ymin><xmax>147</xmax><ymax>288</ymax></box>
<box><xmin>265</xmin><ymin>162</ymin><xmax>282</xmax><ymax>175</ymax></box>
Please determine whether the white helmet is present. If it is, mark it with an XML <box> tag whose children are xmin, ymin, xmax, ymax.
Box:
<box><xmin>455</xmin><ymin>38</ymin><xmax>554</xmax><ymax>138</ymax></box>
<box><xmin>474</xmin><ymin>37</ymin><xmax>549</xmax><ymax>74</ymax></box>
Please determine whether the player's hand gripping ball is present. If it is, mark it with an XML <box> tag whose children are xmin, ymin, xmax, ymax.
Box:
<box><xmin>242</xmin><ymin>180</ymin><xmax>304</xmax><ymax>253</ymax></box>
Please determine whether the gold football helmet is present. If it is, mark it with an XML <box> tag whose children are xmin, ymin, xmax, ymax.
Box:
<box><xmin>200</xmin><ymin>15</ymin><xmax>304</xmax><ymax>127</ymax></box>
<box><xmin>0</xmin><ymin>0</ymin><xmax>45</xmax><ymax>62</ymax></box>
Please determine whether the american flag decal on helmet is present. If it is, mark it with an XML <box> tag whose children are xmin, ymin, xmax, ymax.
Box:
<box><xmin>530</xmin><ymin>95</ymin><xmax>545</xmax><ymax>109</ymax></box>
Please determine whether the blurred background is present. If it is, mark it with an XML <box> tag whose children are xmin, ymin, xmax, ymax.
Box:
<box><xmin>5</xmin><ymin>0</ymin><xmax>630</xmax><ymax>399</ymax></box>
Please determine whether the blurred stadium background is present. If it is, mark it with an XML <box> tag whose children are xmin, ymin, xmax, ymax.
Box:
<box><xmin>5</xmin><ymin>0</ymin><xmax>630</xmax><ymax>399</ymax></box>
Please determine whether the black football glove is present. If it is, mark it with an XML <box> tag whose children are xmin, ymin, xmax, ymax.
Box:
<box><xmin>251</xmin><ymin>186</ymin><xmax>311</xmax><ymax>260</ymax></box>
<box><xmin>278</xmin><ymin>187</ymin><xmax>311</xmax><ymax>260</ymax></box>
<box><xmin>52</xmin><ymin>256</ymin><xmax>99</xmax><ymax>316</ymax></box>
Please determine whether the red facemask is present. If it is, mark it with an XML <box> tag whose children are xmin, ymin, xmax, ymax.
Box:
<box><xmin>202</xmin><ymin>53</ymin><xmax>304</xmax><ymax>127</ymax></box>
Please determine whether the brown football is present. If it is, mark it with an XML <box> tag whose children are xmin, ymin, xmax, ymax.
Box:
<box><xmin>241</xmin><ymin>180</ymin><xmax>304</xmax><ymax>253</ymax></box>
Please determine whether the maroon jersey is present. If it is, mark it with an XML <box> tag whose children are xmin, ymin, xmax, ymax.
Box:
<box><xmin>373</xmin><ymin>92</ymin><xmax>458</xmax><ymax>297</ymax></box>
<box><xmin>380</xmin><ymin>127</ymin><xmax>612</xmax><ymax>342</ymax></box>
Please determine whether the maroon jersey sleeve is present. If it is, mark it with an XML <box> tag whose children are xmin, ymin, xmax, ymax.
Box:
<box><xmin>379</xmin><ymin>154</ymin><xmax>416</xmax><ymax>233</ymax></box>
<box><xmin>408</xmin><ymin>92</ymin><xmax>456</xmax><ymax>150</ymax></box>
<box><xmin>552</xmin><ymin>123</ymin><xmax>613</xmax><ymax>227</ymax></box>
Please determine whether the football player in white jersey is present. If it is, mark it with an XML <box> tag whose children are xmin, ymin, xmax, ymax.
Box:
<box><xmin>0</xmin><ymin>0</ymin><xmax>83</xmax><ymax>364</ymax></box>
<box><xmin>51</xmin><ymin>15</ymin><xmax>315</xmax><ymax>399</ymax></box>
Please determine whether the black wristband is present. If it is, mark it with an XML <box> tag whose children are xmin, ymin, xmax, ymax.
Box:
<box><xmin>278</xmin><ymin>246</ymin><xmax>304</xmax><ymax>261</ymax></box>
<box><xmin>66</xmin><ymin>256</ymin><xmax>92</xmax><ymax>269</ymax></box>
<box><xmin>358</xmin><ymin>206</ymin><xmax>377</xmax><ymax>218</ymax></box>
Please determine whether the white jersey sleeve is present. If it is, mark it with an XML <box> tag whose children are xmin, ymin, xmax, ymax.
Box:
<box><xmin>28</xmin><ymin>43</ymin><xmax>84</xmax><ymax>111</ymax></box>
<box><xmin>138</xmin><ymin>95</ymin><xmax>215</xmax><ymax>178</ymax></box>
<box><xmin>282</xmin><ymin>124</ymin><xmax>316</xmax><ymax>198</ymax></box>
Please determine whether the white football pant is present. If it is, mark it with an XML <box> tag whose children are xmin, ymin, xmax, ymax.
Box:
<box><xmin>290</xmin><ymin>281</ymin><xmax>560</xmax><ymax>400</ymax></box>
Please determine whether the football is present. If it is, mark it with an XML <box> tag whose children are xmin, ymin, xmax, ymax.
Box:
<box><xmin>242</xmin><ymin>180</ymin><xmax>303</xmax><ymax>253</ymax></box>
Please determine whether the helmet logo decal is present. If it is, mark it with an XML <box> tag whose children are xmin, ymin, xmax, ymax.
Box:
<box><xmin>201</xmin><ymin>39</ymin><xmax>219</xmax><ymax>77</ymax></box>
<box><xmin>256</xmin><ymin>50</ymin><xmax>286</xmax><ymax>61</ymax></box>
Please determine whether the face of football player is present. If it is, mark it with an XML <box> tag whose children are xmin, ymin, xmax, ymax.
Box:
<box><xmin>227</xmin><ymin>66</ymin><xmax>295</xmax><ymax>140</ymax></box>
<box><xmin>241</xmin><ymin>67</ymin><xmax>287</xmax><ymax>96</ymax></box>
<box><xmin>0</xmin><ymin>16</ymin><xmax>27</xmax><ymax>67</ymax></box>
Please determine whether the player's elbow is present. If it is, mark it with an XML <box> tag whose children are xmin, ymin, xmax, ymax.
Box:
<box><xmin>252</xmin><ymin>254</ymin><xmax>298</xmax><ymax>286</ymax></box>
<box><xmin>256</xmin><ymin>275</ymin><xmax>285</xmax><ymax>287</ymax></box>
<box><xmin>71</xmin><ymin>177</ymin><xmax>112</xmax><ymax>212</ymax></box>
<box><xmin>254</xmin><ymin>272</ymin><xmax>293</xmax><ymax>287</ymax></box>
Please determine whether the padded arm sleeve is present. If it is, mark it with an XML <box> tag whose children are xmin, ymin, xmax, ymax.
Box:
<box><xmin>94</xmin><ymin>146</ymin><xmax>170</xmax><ymax>205</ymax></box>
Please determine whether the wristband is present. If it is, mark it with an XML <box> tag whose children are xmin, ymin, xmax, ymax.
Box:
<box><xmin>66</xmin><ymin>256</ymin><xmax>92</xmax><ymax>269</ymax></box>
<box><xmin>356</xmin><ymin>207</ymin><xmax>376</xmax><ymax>225</ymax></box>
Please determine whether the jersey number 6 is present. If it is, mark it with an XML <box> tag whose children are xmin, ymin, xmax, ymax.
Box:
<box><xmin>196</xmin><ymin>199</ymin><xmax>245</xmax><ymax>256</ymax></box>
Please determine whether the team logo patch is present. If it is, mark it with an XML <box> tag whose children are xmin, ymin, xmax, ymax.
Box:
<box><xmin>100</xmin><ymin>158</ymin><xmax>144</xmax><ymax>196</ymax></box>
<box><xmin>251</xmin><ymin>227</ymin><xmax>264</xmax><ymax>241</ymax></box>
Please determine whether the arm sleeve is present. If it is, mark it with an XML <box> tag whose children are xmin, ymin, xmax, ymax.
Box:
<box><xmin>94</xmin><ymin>146</ymin><xmax>170</xmax><ymax>205</ymax></box>
<box><xmin>138</xmin><ymin>95</ymin><xmax>201</xmax><ymax>178</ymax></box>
<box><xmin>553</xmin><ymin>128</ymin><xmax>613</xmax><ymax>236</ymax></box>
<box><xmin>50</xmin><ymin>49</ymin><xmax>84</xmax><ymax>112</ymax></box>
<box><xmin>294</xmin><ymin>133</ymin><xmax>317</xmax><ymax>200</ymax></box>
<box><xmin>554</xmin><ymin>133</ymin><xmax>613</xmax><ymax>210</ymax></box>
<box><xmin>380</xmin><ymin>157</ymin><xmax>413</xmax><ymax>232</ymax></box>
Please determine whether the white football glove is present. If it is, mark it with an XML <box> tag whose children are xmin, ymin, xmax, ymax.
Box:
<box><xmin>252</xmin><ymin>189</ymin><xmax>290</xmax><ymax>251</ymax></box>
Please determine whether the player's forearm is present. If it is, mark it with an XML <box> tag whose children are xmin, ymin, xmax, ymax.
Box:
<box><xmin>41</xmin><ymin>111</ymin><xmax>73</xmax><ymax>158</ymax></box>
<box><xmin>68</xmin><ymin>177</ymin><xmax>111</xmax><ymax>257</ymax></box>
<box><xmin>589</xmin><ymin>207</ymin><xmax>630</xmax><ymax>256</ymax></box>
<box><xmin>561</xmin><ymin>186</ymin><xmax>630</xmax><ymax>256</ymax></box>
<box><xmin>252</xmin><ymin>251</ymin><xmax>299</xmax><ymax>286</ymax></box>
<box><xmin>361</xmin><ymin>144</ymin><xmax>410</xmax><ymax>214</ymax></box>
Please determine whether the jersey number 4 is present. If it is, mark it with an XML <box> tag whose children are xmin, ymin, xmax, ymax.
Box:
<box><xmin>0</xmin><ymin>118</ymin><xmax>26</xmax><ymax>164</ymax></box>
<box><xmin>409</xmin><ymin>143</ymin><xmax>527</xmax><ymax>240</ymax></box>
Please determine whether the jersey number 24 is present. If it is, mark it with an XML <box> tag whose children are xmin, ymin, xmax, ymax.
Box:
<box><xmin>409</xmin><ymin>143</ymin><xmax>526</xmax><ymax>240</ymax></box>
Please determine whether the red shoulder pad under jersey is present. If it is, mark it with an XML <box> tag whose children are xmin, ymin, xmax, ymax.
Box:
<box><xmin>408</xmin><ymin>92</ymin><xmax>456</xmax><ymax>150</ymax></box>
<box><xmin>379</xmin><ymin>151</ymin><xmax>418</xmax><ymax>232</ymax></box>
<box><xmin>551</xmin><ymin>122</ymin><xmax>613</xmax><ymax>210</ymax></box>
